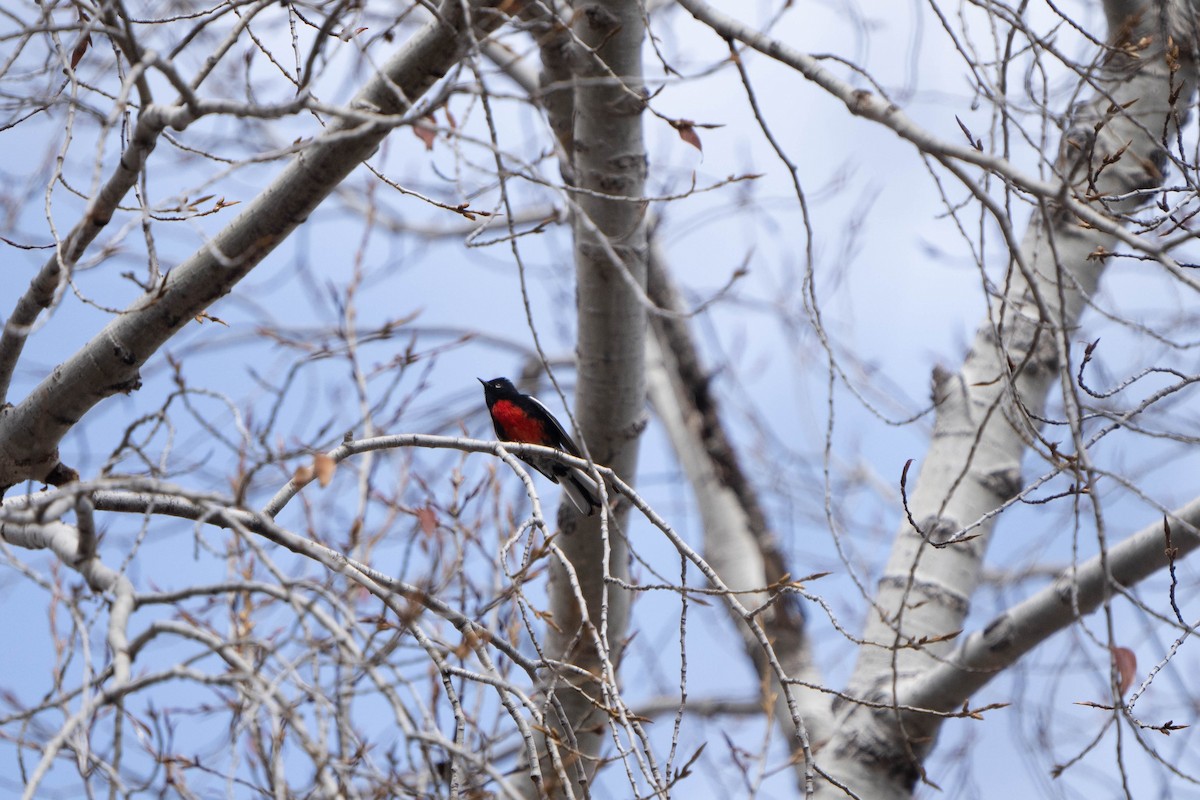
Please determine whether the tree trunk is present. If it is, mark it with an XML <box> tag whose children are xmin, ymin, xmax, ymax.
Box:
<box><xmin>817</xmin><ymin>3</ymin><xmax>1198</xmax><ymax>796</ymax></box>
<box><xmin>530</xmin><ymin>1</ymin><xmax>650</xmax><ymax>796</ymax></box>
<box><xmin>645</xmin><ymin>248</ymin><xmax>832</xmax><ymax>759</ymax></box>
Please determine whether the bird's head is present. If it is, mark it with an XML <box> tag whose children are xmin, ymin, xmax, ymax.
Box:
<box><xmin>478</xmin><ymin>377</ymin><xmax>517</xmax><ymax>403</ymax></box>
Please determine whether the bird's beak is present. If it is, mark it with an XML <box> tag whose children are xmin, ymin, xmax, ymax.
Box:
<box><xmin>477</xmin><ymin>377</ymin><xmax>486</xmax><ymax>386</ymax></box>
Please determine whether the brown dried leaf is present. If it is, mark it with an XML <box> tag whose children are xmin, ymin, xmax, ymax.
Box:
<box><xmin>1111</xmin><ymin>645</ymin><xmax>1137</xmax><ymax>697</ymax></box>
<box><xmin>414</xmin><ymin>113</ymin><xmax>437</xmax><ymax>150</ymax></box>
<box><xmin>672</xmin><ymin>117</ymin><xmax>724</xmax><ymax>153</ymax></box>
<box><xmin>674</xmin><ymin>119</ymin><xmax>702</xmax><ymax>152</ymax></box>
<box><xmin>293</xmin><ymin>464</ymin><xmax>314</xmax><ymax>486</ymax></box>
<box><xmin>417</xmin><ymin>504</ymin><xmax>438</xmax><ymax>535</ymax></box>
<box><xmin>313</xmin><ymin>453</ymin><xmax>336</xmax><ymax>487</ymax></box>
<box><xmin>70</xmin><ymin>34</ymin><xmax>92</xmax><ymax>70</ymax></box>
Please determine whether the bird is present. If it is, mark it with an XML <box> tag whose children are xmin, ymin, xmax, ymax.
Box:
<box><xmin>478</xmin><ymin>377</ymin><xmax>601</xmax><ymax>515</ymax></box>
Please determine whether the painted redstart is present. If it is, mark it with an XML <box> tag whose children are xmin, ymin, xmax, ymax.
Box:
<box><xmin>479</xmin><ymin>377</ymin><xmax>601</xmax><ymax>515</ymax></box>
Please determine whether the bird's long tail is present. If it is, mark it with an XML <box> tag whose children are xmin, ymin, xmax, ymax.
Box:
<box><xmin>561</xmin><ymin>466</ymin><xmax>601</xmax><ymax>516</ymax></box>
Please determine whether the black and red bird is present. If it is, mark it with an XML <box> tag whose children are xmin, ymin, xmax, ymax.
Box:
<box><xmin>479</xmin><ymin>377</ymin><xmax>600</xmax><ymax>515</ymax></box>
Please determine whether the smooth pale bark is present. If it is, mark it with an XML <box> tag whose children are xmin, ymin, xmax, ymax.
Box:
<box><xmin>532</xmin><ymin>0</ymin><xmax>649</xmax><ymax>795</ymax></box>
<box><xmin>645</xmin><ymin>252</ymin><xmax>831</xmax><ymax>759</ymax></box>
<box><xmin>904</xmin><ymin>495</ymin><xmax>1200</xmax><ymax>714</ymax></box>
<box><xmin>817</xmin><ymin>4</ymin><xmax>1199</xmax><ymax>797</ymax></box>
<box><xmin>0</xmin><ymin>0</ymin><xmax>282</xmax><ymax>404</ymax></box>
<box><xmin>0</xmin><ymin>0</ymin><xmax>509</xmax><ymax>492</ymax></box>
<box><xmin>0</xmin><ymin>100</ymin><xmax>179</xmax><ymax>404</ymax></box>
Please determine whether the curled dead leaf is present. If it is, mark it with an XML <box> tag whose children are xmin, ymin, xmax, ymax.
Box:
<box><xmin>417</xmin><ymin>504</ymin><xmax>438</xmax><ymax>535</ymax></box>
<box><xmin>70</xmin><ymin>33</ymin><xmax>92</xmax><ymax>70</ymax></box>
<box><xmin>1111</xmin><ymin>645</ymin><xmax>1136</xmax><ymax>697</ymax></box>
<box><xmin>313</xmin><ymin>453</ymin><xmax>336</xmax><ymax>487</ymax></box>
<box><xmin>414</xmin><ymin>113</ymin><xmax>437</xmax><ymax>150</ymax></box>
<box><xmin>675</xmin><ymin>120</ymin><xmax>702</xmax><ymax>152</ymax></box>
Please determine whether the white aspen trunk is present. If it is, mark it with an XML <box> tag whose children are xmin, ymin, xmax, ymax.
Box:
<box><xmin>530</xmin><ymin>0</ymin><xmax>650</xmax><ymax>796</ymax></box>
<box><xmin>645</xmin><ymin>251</ymin><xmax>832</xmax><ymax>758</ymax></box>
<box><xmin>817</xmin><ymin>3</ymin><xmax>1199</xmax><ymax>796</ymax></box>
<box><xmin>904</xmin><ymin>496</ymin><xmax>1200</xmax><ymax>713</ymax></box>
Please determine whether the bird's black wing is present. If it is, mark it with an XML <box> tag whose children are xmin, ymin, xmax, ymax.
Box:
<box><xmin>527</xmin><ymin>395</ymin><xmax>583</xmax><ymax>457</ymax></box>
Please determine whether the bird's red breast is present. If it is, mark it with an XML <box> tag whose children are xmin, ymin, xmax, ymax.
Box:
<box><xmin>490</xmin><ymin>399</ymin><xmax>549</xmax><ymax>445</ymax></box>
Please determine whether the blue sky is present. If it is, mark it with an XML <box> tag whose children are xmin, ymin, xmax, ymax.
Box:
<box><xmin>1</xmin><ymin>0</ymin><xmax>1199</xmax><ymax>797</ymax></box>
